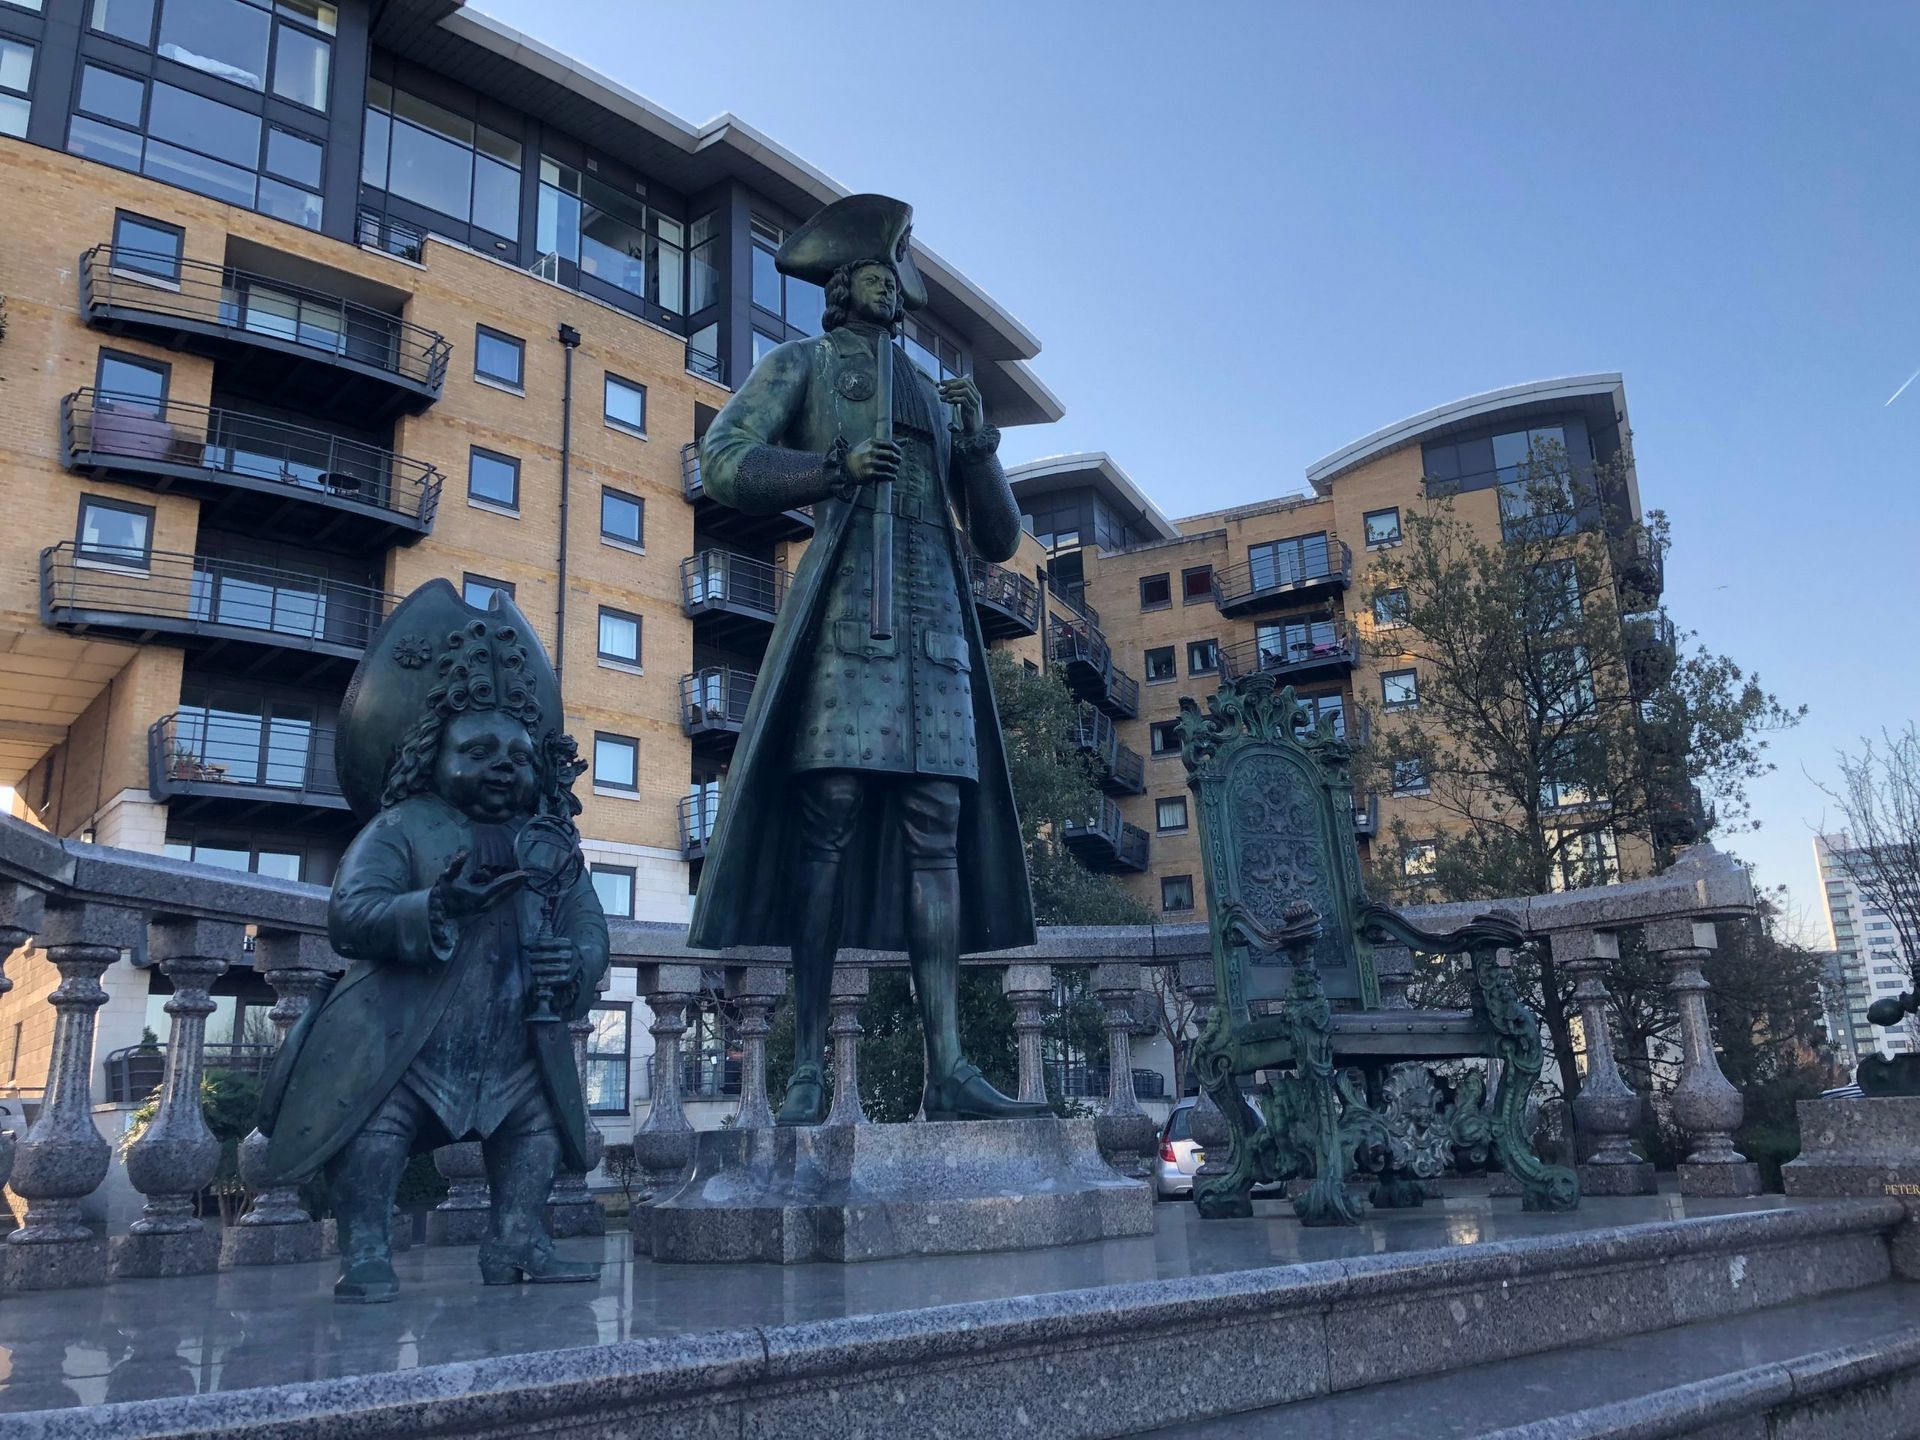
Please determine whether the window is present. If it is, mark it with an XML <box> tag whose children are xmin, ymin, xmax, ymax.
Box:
<box><xmin>365</xmin><ymin>80</ymin><xmax>521</xmax><ymax>239</ymax></box>
<box><xmin>1247</xmin><ymin>532</ymin><xmax>1333</xmax><ymax>590</ymax></box>
<box><xmin>1139</xmin><ymin>573</ymin><xmax>1171</xmax><ymax>610</ymax></box>
<box><xmin>537</xmin><ymin>155</ymin><xmax>682</xmax><ymax>308</ymax></box>
<box><xmin>1402</xmin><ymin>840</ymin><xmax>1438</xmax><ymax>878</ymax></box>
<box><xmin>468</xmin><ymin>447</ymin><xmax>519</xmax><ymax>510</ymax></box>
<box><xmin>751</xmin><ymin>329</ymin><xmax>780</xmax><ymax>366</ymax></box>
<box><xmin>584</xmin><ymin>1003</ymin><xmax>630</xmax><ymax>1113</ymax></box>
<box><xmin>749</xmin><ymin>215</ymin><xmax>826</xmax><ymax>335</ymax></box>
<box><xmin>1155</xmin><ymin>796</ymin><xmax>1189</xmax><ymax>833</ymax></box>
<box><xmin>80</xmin><ymin>64</ymin><xmax>145</xmax><ymax>129</ymax></box>
<box><xmin>1391</xmin><ymin>757</ymin><xmax>1429</xmax><ymax>795</ymax></box>
<box><xmin>95</xmin><ymin>350</ymin><xmax>170</xmax><ymax>411</ymax></box>
<box><xmin>89</xmin><ymin>0</ymin><xmax>155</xmax><ymax>44</ymax></box>
<box><xmin>1143</xmin><ymin>646</ymin><xmax>1176</xmax><ymax>683</ymax></box>
<box><xmin>902</xmin><ymin>317</ymin><xmax>966</xmax><ymax>380</ymax></box>
<box><xmin>687</xmin><ymin>213</ymin><xmax>720</xmax><ymax>313</ymax></box>
<box><xmin>1540</xmin><ymin>735</ymin><xmax>1597</xmax><ymax>810</ymax></box>
<box><xmin>77</xmin><ymin>494</ymin><xmax>155</xmax><ymax>566</ymax></box>
<box><xmin>1149</xmin><ymin>720</ymin><xmax>1181</xmax><ymax>756</ymax></box>
<box><xmin>1296</xmin><ymin>693</ymin><xmax>1347</xmax><ymax>740</ymax></box>
<box><xmin>1254</xmin><ymin>616</ymin><xmax>1341</xmax><ymax>669</ymax></box>
<box><xmin>474</xmin><ymin>327</ymin><xmax>523</xmax><ymax>388</ymax></box>
<box><xmin>1524</xmin><ymin>558</ymin><xmax>1583</xmax><ymax>630</ymax></box>
<box><xmin>589</xmin><ymin>864</ymin><xmax>634</xmax><ymax>919</ymax></box>
<box><xmin>1364</xmin><ymin>508</ymin><xmax>1402</xmax><ymax>547</ymax></box>
<box><xmin>1182</xmin><ymin>566</ymin><xmax>1213</xmax><ymax>603</ymax></box>
<box><xmin>1552</xmin><ymin>828</ymin><xmax>1619</xmax><ymax>890</ymax></box>
<box><xmin>1382</xmin><ymin>669</ymin><xmax>1419</xmax><ymax>709</ymax></box>
<box><xmin>1543</xmin><ymin>646</ymin><xmax>1595</xmax><ymax>722</ymax></box>
<box><xmin>0</xmin><ymin>37</ymin><xmax>32</xmax><ymax>140</ymax></box>
<box><xmin>593</xmin><ymin>732</ymin><xmax>638</xmax><ymax>792</ymax></box>
<box><xmin>1161</xmin><ymin>875</ymin><xmax>1195</xmax><ymax>914</ymax></box>
<box><xmin>1187</xmin><ymin>638</ymin><xmax>1219</xmax><ymax>675</ymax></box>
<box><xmin>1373</xmin><ymin>588</ymin><xmax>1409</xmax><ymax>628</ymax></box>
<box><xmin>604</xmin><ymin>374</ymin><xmax>647</xmax><ymax>435</ymax></box>
<box><xmin>462</xmin><ymin>574</ymin><xmax>513</xmax><ymax>608</ymax></box>
<box><xmin>600</xmin><ymin>487</ymin><xmax>644</xmax><ymax>548</ymax></box>
<box><xmin>597</xmin><ymin>607</ymin><xmax>640</xmax><ymax>666</ymax></box>
<box><xmin>157</xmin><ymin>0</ymin><xmax>271</xmax><ymax>90</ymax></box>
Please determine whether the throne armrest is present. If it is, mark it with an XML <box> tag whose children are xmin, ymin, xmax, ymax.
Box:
<box><xmin>1357</xmin><ymin>902</ymin><xmax>1525</xmax><ymax>956</ymax></box>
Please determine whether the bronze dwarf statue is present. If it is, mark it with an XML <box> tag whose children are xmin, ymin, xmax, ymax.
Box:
<box><xmin>258</xmin><ymin>579</ymin><xmax>607</xmax><ymax>1302</ymax></box>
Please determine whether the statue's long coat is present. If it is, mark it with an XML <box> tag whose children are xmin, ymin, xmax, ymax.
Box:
<box><xmin>258</xmin><ymin>793</ymin><xmax>609</xmax><ymax>1181</ymax></box>
<box><xmin>687</xmin><ymin>329</ymin><xmax>1036</xmax><ymax>955</ymax></box>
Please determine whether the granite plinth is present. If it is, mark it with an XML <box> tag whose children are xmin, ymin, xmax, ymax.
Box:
<box><xmin>1679</xmin><ymin>1159</ymin><xmax>1763</xmax><ymax>1197</ymax></box>
<box><xmin>2</xmin><ymin>1235</ymin><xmax>105</xmax><ymax>1291</ymax></box>
<box><xmin>1577</xmin><ymin>1159</ymin><xmax>1658</xmax><ymax>1196</ymax></box>
<box><xmin>109</xmin><ymin>1226</ymin><xmax>220</xmax><ymax>1280</ymax></box>
<box><xmin>220</xmin><ymin>1220</ymin><xmax>323</xmax><ymax>1269</ymax></box>
<box><xmin>1784</xmin><ymin>1095</ymin><xmax>1920</xmax><ymax>1277</ymax></box>
<box><xmin>649</xmin><ymin>1116</ymin><xmax>1152</xmax><ymax>1263</ymax></box>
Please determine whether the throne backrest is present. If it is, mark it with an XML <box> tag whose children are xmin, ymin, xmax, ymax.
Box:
<box><xmin>1178</xmin><ymin>676</ymin><xmax>1380</xmax><ymax>1021</ymax></box>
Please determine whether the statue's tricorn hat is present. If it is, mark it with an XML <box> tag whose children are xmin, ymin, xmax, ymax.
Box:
<box><xmin>775</xmin><ymin>193</ymin><xmax>927</xmax><ymax>311</ymax></box>
<box><xmin>335</xmin><ymin>578</ymin><xmax>562</xmax><ymax>823</ymax></box>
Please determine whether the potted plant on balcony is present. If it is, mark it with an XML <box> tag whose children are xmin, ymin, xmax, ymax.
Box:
<box><xmin>167</xmin><ymin>741</ymin><xmax>203</xmax><ymax>781</ymax></box>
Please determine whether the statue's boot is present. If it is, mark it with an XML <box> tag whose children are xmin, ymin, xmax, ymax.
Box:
<box><xmin>478</xmin><ymin>1124</ymin><xmax>597</xmax><ymax>1285</ymax></box>
<box><xmin>777</xmin><ymin>1063</ymin><xmax>827</xmax><ymax>1127</ymax></box>
<box><xmin>909</xmin><ymin>865</ymin><xmax>1050</xmax><ymax>1122</ymax></box>
<box><xmin>778</xmin><ymin>848</ymin><xmax>842</xmax><ymax>1127</ymax></box>
<box><xmin>327</xmin><ymin>1130</ymin><xmax>409</xmax><ymax>1303</ymax></box>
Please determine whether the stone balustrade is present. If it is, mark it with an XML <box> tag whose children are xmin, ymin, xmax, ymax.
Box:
<box><xmin>0</xmin><ymin>811</ymin><xmax>1760</xmax><ymax>1289</ymax></box>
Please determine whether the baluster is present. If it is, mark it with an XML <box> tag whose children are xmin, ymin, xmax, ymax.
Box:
<box><xmin>6</xmin><ymin>899</ymin><xmax>141</xmax><ymax>1291</ymax></box>
<box><xmin>1648</xmin><ymin>918</ymin><xmax>1761</xmax><ymax>1197</ymax></box>
<box><xmin>1001</xmin><ymin>964</ymin><xmax>1054</xmax><ymax>1107</ymax></box>
<box><xmin>628</xmin><ymin>964</ymin><xmax>699</xmax><ymax>1256</ymax></box>
<box><xmin>0</xmin><ymin>884</ymin><xmax>46</xmax><ymax>1195</ymax></box>
<box><xmin>225</xmin><ymin>931</ymin><xmax>337</xmax><ymax>1266</ymax></box>
<box><xmin>1094</xmin><ymin>963</ymin><xmax>1156</xmax><ymax>1179</ymax></box>
<box><xmin>1554</xmin><ymin>928</ymin><xmax>1655</xmax><ymax>1196</ymax></box>
<box><xmin>548</xmin><ymin>975</ymin><xmax>609</xmax><ymax>1239</ymax></box>
<box><xmin>113</xmin><ymin>916</ymin><xmax>243</xmax><ymax>1278</ymax></box>
<box><xmin>826</xmin><ymin>966</ymin><xmax>869</xmax><ymax>1127</ymax></box>
<box><xmin>728</xmin><ymin>966</ymin><xmax>784</xmax><ymax>1131</ymax></box>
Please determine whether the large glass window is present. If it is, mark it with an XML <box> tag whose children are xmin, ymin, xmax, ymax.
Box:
<box><xmin>1247</xmin><ymin>531</ymin><xmax>1332</xmax><ymax>591</ymax></box>
<box><xmin>81</xmin><ymin>64</ymin><xmax>146</xmax><ymax>128</ymax></box>
<box><xmin>0</xmin><ymin>37</ymin><xmax>32</xmax><ymax>140</ymax></box>
<box><xmin>749</xmin><ymin>215</ymin><xmax>828</xmax><ymax>337</ymax></box>
<box><xmin>687</xmin><ymin>212</ymin><xmax>720</xmax><ymax>312</ymax></box>
<box><xmin>364</xmin><ymin>80</ymin><xmax>521</xmax><ymax>239</ymax></box>
<box><xmin>158</xmin><ymin>0</ymin><xmax>271</xmax><ymax>90</ymax></box>
<box><xmin>537</xmin><ymin>157</ymin><xmax>682</xmax><ymax>309</ymax></box>
<box><xmin>584</xmin><ymin>1004</ymin><xmax>630</xmax><ymax>1113</ymax></box>
<box><xmin>90</xmin><ymin>0</ymin><xmax>156</xmax><ymax>44</ymax></box>
<box><xmin>100</xmin><ymin>0</ymin><xmax>333</xmax><ymax>105</ymax></box>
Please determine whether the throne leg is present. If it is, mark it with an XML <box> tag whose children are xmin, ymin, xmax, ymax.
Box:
<box><xmin>1192</xmin><ymin>1017</ymin><xmax>1256</xmax><ymax>1220</ymax></box>
<box><xmin>1471</xmin><ymin>945</ymin><xmax>1579</xmax><ymax>1212</ymax></box>
<box><xmin>1285</xmin><ymin>964</ymin><xmax>1366</xmax><ymax>1228</ymax></box>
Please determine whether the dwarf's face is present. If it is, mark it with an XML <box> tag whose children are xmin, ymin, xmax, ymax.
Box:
<box><xmin>434</xmin><ymin>711</ymin><xmax>537</xmax><ymax>823</ymax></box>
<box><xmin>849</xmin><ymin>262</ymin><xmax>900</xmax><ymax>326</ymax></box>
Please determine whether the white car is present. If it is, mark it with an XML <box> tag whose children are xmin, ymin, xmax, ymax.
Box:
<box><xmin>1152</xmin><ymin>1095</ymin><xmax>1264</xmax><ymax>1200</ymax></box>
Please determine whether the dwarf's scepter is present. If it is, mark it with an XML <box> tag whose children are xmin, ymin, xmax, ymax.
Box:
<box><xmin>870</xmin><ymin>331</ymin><xmax>894</xmax><ymax>640</ymax></box>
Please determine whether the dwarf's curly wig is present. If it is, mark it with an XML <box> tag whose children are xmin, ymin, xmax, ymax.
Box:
<box><xmin>380</xmin><ymin>620</ymin><xmax>543</xmax><ymax>809</ymax></box>
<box><xmin>821</xmin><ymin>259</ymin><xmax>904</xmax><ymax>336</ymax></box>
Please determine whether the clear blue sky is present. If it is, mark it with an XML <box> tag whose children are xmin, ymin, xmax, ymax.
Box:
<box><xmin>482</xmin><ymin>1</ymin><xmax>1918</xmax><ymax>932</ymax></box>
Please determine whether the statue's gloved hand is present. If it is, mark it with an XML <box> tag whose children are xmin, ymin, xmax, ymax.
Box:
<box><xmin>527</xmin><ymin>937</ymin><xmax>579</xmax><ymax>1006</ymax></box>
<box><xmin>433</xmin><ymin>849</ymin><xmax>527</xmax><ymax>922</ymax></box>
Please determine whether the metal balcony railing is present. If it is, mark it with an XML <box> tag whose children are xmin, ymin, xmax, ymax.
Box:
<box><xmin>686</xmin><ymin>345</ymin><xmax>725</xmax><ymax>385</ymax></box>
<box><xmin>1613</xmin><ymin>522</ymin><xmax>1665</xmax><ymax>608</ymax></box>
<box><xmin>680</xmin><ymin>788</ymin><xmax>721</xmax><ymax>858</ymax></box>
<box><xmin>680</xmin><ymin>667</ymin><xmax>757</xmax><ymax>735</ymax></box>
<box><xmin>1212</xmin><ymin>533</ymin><xmax>1352</xmax><ymax>613</ymax></box>
<box><xmin>148</xmin><ymin>712</ymin><xmax>343</xmax><ymax>805</ymax></box>
<box><xmin>1064</xmin><ymin>797</ymin><xmax>1150</xmax><ymax>873</ymax></box>
<box><xmin>104</xmin><ymin>1043</ymin><xmax>275</xmax><ymax>1104</ymax></box>
<box><xmin>79</xmin><ymin>245</ymin><xmax>450</xmax><ymax>398</ymax></box>
<box><xmin>1625</xmin><ymin>612</ymin><xmax>1679</xmax><ymax>694</ymax></box>
<box><xmin>42</xmin><ymin>543</ymin><xmax>392</xmax><ymax>656</ymax></box>
<box><xmin>1048</xmin><ymin>611</ymin><xmax>1111</xmax><ymax>674</ymax></box>
<box><xmin>1073</xmin><ymin>705</ymin><xmax>1118</xmax><ymax>766</ymax></box>
<box><xmin>62</xmin><ymin>390</ymin><xmax>441</xmax><ymax>528</ymax></box>
<box><xmin>1111</xmin><ymin>744</ymin><xmax>1145</xmax><ymax>794</ymax></box>
<box><xmin>680</xmin><ymin>1054</ymin><xmax>743</xmax><ymax>1100</ymax></box>
<box><xmin>1218</xmin><ymin>618</ymin><xmax>1360</xmax><ymax>683</ymax></box>
<box><xmin>1107</xmin><ymin>668</ymin><xmax>1140</xmax><ymax>719</ymax></box>
<box><xmin>680</xmin><ymin>441</ymin><xmax>704</xmax><ymax>500</ymax></box>
<box><xmin>680</xmin><ymin>551</ymin><xmax>789</xmax><ymax>622</ymax></box>
<box><xmin>968</xmin><ymin>558</ymin><xmax>1041</xmax><ymax>635</ymax></box>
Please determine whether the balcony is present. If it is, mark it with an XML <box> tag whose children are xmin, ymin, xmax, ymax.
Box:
<box><xmin>1614</xmin><ymin>523</ymin><xmax>1665</xmax><ymax>611</ymax></box>
<box><xmin>1624</xmin><ymin>613</ymin><xmax>1678</xmax><ymax>695</ymax></box>
<box><xmin>1212</xmin><ymin>534</ymin><xmax>1352</xmax><ymax>616</ymax></box>
<box><xmin>681</xmin><ymin>667</ymin><xmax>757</xmax><ymax>750</ymax></box>
<box><xmin>42</xmin><ymin>543</ymin><xmax>391</xmax><ymax>676</ymax></box>
<box><xmin>78</xmin><ymin>245</ymin><xmax>449</xmax><ymax>418</ymax></box>
<box><xmin>686</xmin><ymin>345</ymin><xmax>725</xmax><ymax>386</ymax></box>
<box><xmin>106</xmin><ymin>1042</ymin><xmax>274</xmax><ymax>1104</ymax></box>
<box><xmin>148</xmin><ymin>712</ymin><xmax>348</xmax><ymax>823</ymax></box>
<box><xmin>681</xmin><ymin>789</ymin><xmax>720</xmax><ymax>861</ymax></box>
<box><xmin>969</xmin><ymin>558</ymin><xmax>1041</xmax><ymax>640</ymax></box>
<box><xmin>1353</xmin><ymin>792</ymin><xmax>1379</xmax><ymax>837</ymax></box>
<box><xmin>61</xmin><ymin>391</ymin><xmax>440</xmax><ymax>550</ymax></box>
<box><xmin>1072</xmin><ymin>706</ymin><xmax>1145</xmax><ymax>796</ymax></box>
<box><xmin>1063</xmin><ymin>798</ymin><xmax>1150</xmax><ymax>874</ymax></box>
<box><xmin>1218</xmin><ymin>619</ymin><xmax>1360</xmax><ymax>685</ymax></box>
<box><xmin>681</xmin><ymin>442</ymin><xmax>812</xmax><ymax>546</ymax></box>
<box><xmin>681</xmin><ymin>551</ymin><xmax>789</xmax><ymax>651</ymax></box>
<box><xmin>1047</xmin><ymin>613</ymin><xmax>1139</xmax><ymax>719</ymax></box>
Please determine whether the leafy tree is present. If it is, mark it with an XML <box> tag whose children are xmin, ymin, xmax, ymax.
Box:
<box><xmin>1358</xmin><ymin>436</ymin><xmax>1802</xmax><ymax>1100</ymax></box>
<box><xmin>118</xmin><ymin>1068</ymin><xmax>262</xmax><ymax>1225</ymax></box>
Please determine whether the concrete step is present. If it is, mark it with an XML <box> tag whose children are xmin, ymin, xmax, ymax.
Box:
<box><xmin>29</xmin><ymin>1197</ymin><xmax>1904</xmax><ymax>1440</ymax></box>
<box><xmin>1160</xmin><ymin>1282</ymin><xmax>1920</xmax><ymax>1439</ymax></box>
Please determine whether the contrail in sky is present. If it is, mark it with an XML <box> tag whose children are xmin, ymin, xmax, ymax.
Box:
<box><xmin>1886</xmin><ymin>366</ymin><xmax>1920</xmax><ymax>406</ymax></box>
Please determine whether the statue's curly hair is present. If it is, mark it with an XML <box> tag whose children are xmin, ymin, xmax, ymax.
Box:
<box><xmin>380</xmin><ymin>620</ymin><xmax>544</xmax><ymax>809</ymax></box>
<box><xmin>821</xmin><ymin>259</ymin><xmax>904</xmax><ymax>336</ymax></box>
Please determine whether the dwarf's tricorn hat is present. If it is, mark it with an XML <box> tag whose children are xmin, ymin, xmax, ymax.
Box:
<box><xmin>335</xmin><ymin>578</ymin><xmax>563</xmax><ymax>822</ymax></box>
<box><xmin>775</xmin><ymin>193</ymin><xmax>927</xmax><ymax>311</ymax></box>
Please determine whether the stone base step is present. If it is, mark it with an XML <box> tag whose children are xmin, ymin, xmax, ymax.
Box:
<box><xmin>1161</xmin><ymin>1283</ymin><xmax>1920</xmax><ymax>1439</ymax></box>
<box><xmin>40</xmin><ymin>1199</ymin><xmax>1904</xmax><ymax>1439</ymax></box>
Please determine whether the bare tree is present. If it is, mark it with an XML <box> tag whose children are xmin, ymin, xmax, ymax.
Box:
<box><xmin>1141</xmin><ymin>965</ymin><xmax>1199</xmax><ymax>1102</ymax></box>
<box><xmin>1817</xmin><ymin>724</ymin><xmax>1920</xmax><ymax>983</ymax></box>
